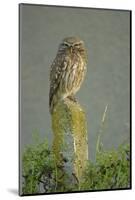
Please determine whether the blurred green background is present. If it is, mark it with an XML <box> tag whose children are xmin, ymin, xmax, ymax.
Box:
<box><xmin>20</xmin><ymin>4</ymin><xmax>130</xmax><ymax>161</ymax></box>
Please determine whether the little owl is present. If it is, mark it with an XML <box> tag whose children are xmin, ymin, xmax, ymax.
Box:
<box><xmin>49</xmin><ymin>36</ymin><xmax>87</xmax><ymax>114</ymax></box>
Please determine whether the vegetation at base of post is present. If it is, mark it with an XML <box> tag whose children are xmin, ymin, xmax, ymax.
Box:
<box><xmin>22</xmin><ymin>136</ymin><xmax>130</xmax><ymax>195</ymax></box>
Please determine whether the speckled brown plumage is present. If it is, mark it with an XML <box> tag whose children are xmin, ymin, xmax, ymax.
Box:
<box><xmin>49</xmin><ymin>37</ymin><xmax>87</xmax><ymax>114</ymax></box>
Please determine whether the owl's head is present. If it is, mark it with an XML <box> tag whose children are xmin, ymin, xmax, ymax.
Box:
<box><xmin>58</xmin><ymin>36</ymin><xmax>85</xmax><ymax>53</ymax></box>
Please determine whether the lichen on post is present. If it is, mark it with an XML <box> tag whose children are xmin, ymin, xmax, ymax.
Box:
<box><xmin>51</xmin><ymin>98</ymin><xmax>88</xmax><ymax>186</ymax></box>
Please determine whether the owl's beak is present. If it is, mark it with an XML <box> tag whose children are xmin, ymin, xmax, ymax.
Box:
<box><xmin>70</xmin><ymin>46</ymin><xmax>73</xmax><ymax>53</ymax></box>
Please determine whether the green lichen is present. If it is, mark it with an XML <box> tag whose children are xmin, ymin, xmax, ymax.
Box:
<box><xmin>52</xmin><ymin>98</ymin><xmax>88</xmax><ymax>182</ymax></box>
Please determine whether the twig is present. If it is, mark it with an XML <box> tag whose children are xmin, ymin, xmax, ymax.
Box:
<box><xmin>96</xmin><ymin>104</ymin><xmax>108</xmax><ymax>156</ymax></box>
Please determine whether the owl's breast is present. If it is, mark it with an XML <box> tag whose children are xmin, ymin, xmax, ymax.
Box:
<box><xmin>62</xmin><ymin>52</ymin><xmax>86</xmax><ymax>95</ymax></box>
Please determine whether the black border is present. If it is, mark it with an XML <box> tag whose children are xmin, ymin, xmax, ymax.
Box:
<box><xmin>129</xmin><ymin>9</ymin><xmax>132</xmax><ymax>190</ymax></box>
<box><xmin>19</xmin><ymin>3</ymin><xmax>131</xmax><ymax>12</ymax></box>
<box><xmin>19</xmin><ymin>3</ymin><xmax>21</xmax><ymax>196</ymax></box>
<box><xmin>19</xmin><ymin>3</ymin><xmax>132</xmax><ymax>196</ymax></box>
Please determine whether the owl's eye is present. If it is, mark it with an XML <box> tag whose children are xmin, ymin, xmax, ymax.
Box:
<box><xmin>74</xmin><ymin>43</ymin><xmax>81</xmax><ymax>48</ymax></box>
<box><xmin>62</xmin><ymin>42</ymin><xmax>69</xmax><ymax>48</ymax></box>
<box><xmin>59</xmin><ymin>43</ymin><xmax>69</xmax><ymax>51</ymax></box>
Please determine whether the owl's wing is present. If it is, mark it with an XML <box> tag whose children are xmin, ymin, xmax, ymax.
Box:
<box><xmin>49</xmin><ymin>54</ymin><xmax>69</xmax><ymax>112</ymax></box>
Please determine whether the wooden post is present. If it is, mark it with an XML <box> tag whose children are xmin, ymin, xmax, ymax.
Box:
<box><xmin>52</xmin><ymin>98</ymin><xmax>88</xmax><ymax>189</ymax></box>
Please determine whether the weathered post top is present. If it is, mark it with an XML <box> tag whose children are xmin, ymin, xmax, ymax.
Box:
<box><xmin>52</xmin><ymin>98</ymin><xmax>88</xmax><ymax>187</ymax></box>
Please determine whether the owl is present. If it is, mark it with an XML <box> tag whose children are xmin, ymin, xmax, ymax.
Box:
<box><xmin>49</xmin><ymin>36</ymin><xmax>87</xmax><ymax>114</ymax></box>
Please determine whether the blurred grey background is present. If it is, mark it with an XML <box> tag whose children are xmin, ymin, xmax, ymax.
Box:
<box><xmin>20</xmin><ymin>4</ymin><xmax>130</xmax><ymax>161</ymax></box>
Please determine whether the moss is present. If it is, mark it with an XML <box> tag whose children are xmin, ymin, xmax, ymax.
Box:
<box><xmin>52</xmin><ymin>99</ymin><xmax>88</xmax><ymax>183</ymax></box>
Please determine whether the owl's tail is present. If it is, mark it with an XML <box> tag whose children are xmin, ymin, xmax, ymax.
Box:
<box><xmin>49</xmin><ymin>93</ymin><xmax>57</xmax><ymax>114</ymax></box>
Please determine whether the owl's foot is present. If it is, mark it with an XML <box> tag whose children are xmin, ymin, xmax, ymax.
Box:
<box><xmin>67</xmin><ymin>95</ymin><xmax>77</xmax><ymax>103</ymax></box>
